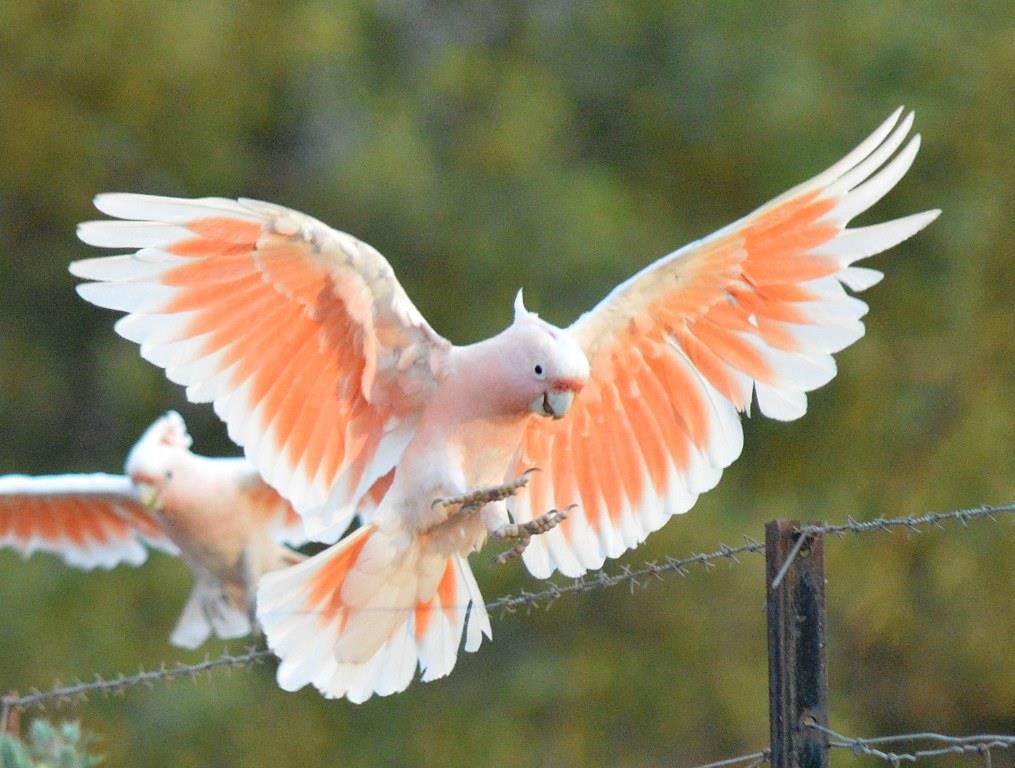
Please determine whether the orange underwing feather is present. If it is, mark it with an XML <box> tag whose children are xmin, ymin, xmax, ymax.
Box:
<box><xmin>185</xmin><ymin>217</ymin><xmax>263</xmax><ymax>244</ymax></box>
<box><xmin>600</xmin><ymin>379</ymin><xmax>645</xmax><ymax>510</ymax></box>
<box><xmin>688</xmin><ymin>320</ymin><xmax>773</xmax><ymax>383</ymax></box>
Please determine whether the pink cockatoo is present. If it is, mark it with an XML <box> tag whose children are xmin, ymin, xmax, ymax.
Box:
<box><xmin>70</xmin><ymin>109</ymin><xmax>937</xmax><ymax>700</ymax></box>
<box><xmin>0</xmin><ymin>411</ymin><xmax>309</xmax><ymax>648</ymax></box>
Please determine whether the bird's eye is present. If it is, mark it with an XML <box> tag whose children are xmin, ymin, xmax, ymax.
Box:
<box><xmin>164</xmin><ymin>470</ymin><xmax>174</xmax><ymax>480</ymax></box>
<box><xmin>533</xmin><ymin>364</ymin><xmax>545</xmax><ymax>378</ymax></box>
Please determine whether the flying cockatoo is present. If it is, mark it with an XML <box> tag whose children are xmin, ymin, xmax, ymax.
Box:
<box><xmin>0</xmin><ymin>411</ymin><xmax>309</xmax><ymax>648</ymax></box>
<box><xmin>71</xmin><ymin>109</ymin><xmax>937</xmax><ymax>700</ymax></box>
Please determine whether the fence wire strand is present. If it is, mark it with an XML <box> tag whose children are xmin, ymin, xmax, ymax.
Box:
<box><xmin>807</xmin><ymin>722</ymin><xmax>1015</xmax><ymax>766</ymax></box>
<box><xmin>771</xmin><ymin>502</ymin><xmax>1015</xmax><ymax>589</ymax></box>
<box><xmin>2</xmin><ymin>647</ymin><xmax>271</xmax><ymax>726</ymax></box>
<box><xmin>2</xmin><ymin>502</ymin><xmax>1013</xmax><ymax>727</ymax></box>
<box><xmin>688</xmin><ymin>749</ymin><xmax>770</xmax><ymax>768</ymax></box>
<box><xmin>486</xmin><ymin>536</ymin><xmax>764</xmax><ymax>615</ymax></box>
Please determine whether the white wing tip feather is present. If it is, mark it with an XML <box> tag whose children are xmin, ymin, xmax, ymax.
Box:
<box><xmin>92</xmin><ymin>192</ymin><xmax>264</xmax><ymax>224</ymax></box>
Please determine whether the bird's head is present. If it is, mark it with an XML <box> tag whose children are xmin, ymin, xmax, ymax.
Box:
<box><xmin>502</xmin><ymin>290</ymin><xmax>589</xmax><ymax>420</ymax></box>
<box><xmin>124</xmin><ymin>410</ymin><xmax>193</xmax><ymax>509</ymax></box>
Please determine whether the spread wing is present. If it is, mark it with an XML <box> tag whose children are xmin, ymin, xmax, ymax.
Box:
<box><xmin>73</xmin><ymin>196</ymin><xmax>451</xmax><ymax>540</ymax></box>
<box><xmin>0</xmin><ymin>473</ymin><xmax>178</xmax><ymax>569</ymax></box>
<box><xmin>511</xmin><ymin>109</ymin><xmax>940</xmax><ymax>578</ymax></box>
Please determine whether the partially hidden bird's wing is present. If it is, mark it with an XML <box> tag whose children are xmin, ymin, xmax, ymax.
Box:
<box><xmin>234</xmin><ymin>457</ymin><xmax>393</xmax><ymax>545</ymax></box>
<box><xmin>233</xmin><ymin>462</ymin><xmax>308</xmax><ymax>547</ymax></box>
<box><xmin>73</xmin><ymin>197</ymin><xmax>451</xmax><ymax>541</ymax></box>
<box><xmin>511</xmin><ymin>109</ymin><xmax>940</xmax><ymax>578</ymax></box>
<box><xmin>0</xmin><ymin>473</ymin><xmax>178</xmax><ymax>569</ymax></box>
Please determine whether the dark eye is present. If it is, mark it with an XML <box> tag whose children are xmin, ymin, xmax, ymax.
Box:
<box><xmin>164</xmin><ymin>470</ymin><xmax>174</xmax><ymax>480</ymax></box>
<box><xmin>534</xmin><ymin>364</ymin><xmax>544</xmax><ymax>376</ymax></box>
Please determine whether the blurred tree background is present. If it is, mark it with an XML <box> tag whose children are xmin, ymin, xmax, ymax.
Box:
<box><xmin>0</xmin><ymin>1</ymin><xmax>1012</xmax><ymax>765</ymax></box>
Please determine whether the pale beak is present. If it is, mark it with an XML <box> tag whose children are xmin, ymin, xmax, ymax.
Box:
<box><xmin>531</xmin><ymin>389</ymin><xmax>575</xmax><ymax>419</ymax></box>
<box><xmin>136</xmin><ymin>482</ymin><xmax>162</xmax><ymax>511</ymax></box>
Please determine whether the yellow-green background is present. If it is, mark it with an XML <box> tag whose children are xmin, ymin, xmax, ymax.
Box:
<box><xmin>1</xmin><ymin>2</ymin><xmax>1012</xmax><ymax>765</ymax></box>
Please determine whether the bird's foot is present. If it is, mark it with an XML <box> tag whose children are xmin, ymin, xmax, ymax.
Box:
<box><xmin>433</xmin><ymin>468</ymin><xmax>539</xmax><ymax>523</ymax></box>
<box><xmin>493</xmin><ymin>506</ymin><xmax>572</xmax><ymax>564</ymax></box>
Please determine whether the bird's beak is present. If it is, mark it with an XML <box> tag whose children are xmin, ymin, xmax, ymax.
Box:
<box><xmin>136</xmin><ymin>481</ymin><xmax>162</xmax><ymax>511</ymax></box>
<box><xmin>531</xmin><ymin>389</ymin><xmax>575</xmax><ymax>419</ymax></box>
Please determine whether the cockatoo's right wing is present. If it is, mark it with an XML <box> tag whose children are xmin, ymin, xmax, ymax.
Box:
<box><xmin>0</xmin><ymin>473</ymin><xmax>177</xmax><ymax>569</ymax></box>
<box><xmin>73</xmin><ymin>197</ymin><xmax>451</xmax><ymax>541</ymax></box>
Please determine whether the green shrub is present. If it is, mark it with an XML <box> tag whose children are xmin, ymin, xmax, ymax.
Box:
<box><xmin>0</xmin><ymin>720</ymin><xmax>102</xmax><ymax>768</ymax></box>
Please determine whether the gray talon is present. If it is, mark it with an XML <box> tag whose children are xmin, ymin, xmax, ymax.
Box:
<box><xmin>430</xmin><ymin>469</ymin><xmax>541</xmax><ymax>532</ymax></box>
<box><xmin>493</xmin><ymin>505</ymin><xmax>572</xmax><ymax>564</ymax></box>
<box><xmin>434</xmin><ymin>468</ymin><xmax>540</xmax><ymax>511</ymax></box>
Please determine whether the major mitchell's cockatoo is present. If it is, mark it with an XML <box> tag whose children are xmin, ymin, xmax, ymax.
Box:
<box><xmin>70</xmin><ymin>109</ymin><xmax>938</xmax><ymax>700</ymax></box>
<box><xmin>0</xmin><ymin>411</ymin><xmax>309</xmax><ymax>648</ymax></box>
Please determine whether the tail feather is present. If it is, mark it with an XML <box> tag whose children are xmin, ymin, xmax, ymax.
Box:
<box><xmin>257</xmin><ymin>524</ymin><xmax>491</xmax><ymax>702</ymax></box>
<box><xmin>415</xmin><ymin>554</ymin><xmax>486</xmax><ymax>682</ymax></box>
<box><xmin>458</xmin><ymin>554</ymin><xmax>491</xmax><ymax>653</ymax></box>
<box><xmin>333</xmin><ymin>576</ymin><xmax>416</xmax><ymax>663</ymax></box>
<box><xmin>316</xmin><ymin>626</ymin><xmax>418</xmax><ymax>702</ymax></box>
<box><xmin>170</xmin><ymin>578</ymin><xmax>251</xmax><ymax>649</ymax></box>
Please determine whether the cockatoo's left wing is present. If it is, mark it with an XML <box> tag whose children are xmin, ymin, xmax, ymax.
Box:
<box><xmin>73</xmin><ymin>196</ymin><xmax>451</xmax><ymax>541</ymax></box>
<box><xmin>0</xmin><ymin>473</ymin><xmax>178</xmax><ymax>569</ymax></box>
<box><xmin>233</xmin><ymin>462</ymin><xmax>308</xmax><ymax>547</ymax></box>
<box><xmin>511</xmin><ymin>109</ymin><xmax>939</xmax><ymax>578</ymax></box>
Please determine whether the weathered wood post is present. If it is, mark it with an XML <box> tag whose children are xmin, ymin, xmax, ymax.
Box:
<box><xmin>0</xmin><ymin>692</ymin><xmax>19</xmax><ymax>736</ymax></box>
<box><xmin>766</xmin><ymin>520</ymin><xmax>829</xmax><ymax>768</ymax></box>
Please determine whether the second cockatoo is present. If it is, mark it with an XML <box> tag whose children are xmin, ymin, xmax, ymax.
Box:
<box><xmin>0</xmin><ymin>411</ymin><xmax>308</xmax><ymax>647</ymax></box>
<box><xmin>71</xmin><ymin>109</ymin><xmax>938</xmax><ymax>699</ymax></box>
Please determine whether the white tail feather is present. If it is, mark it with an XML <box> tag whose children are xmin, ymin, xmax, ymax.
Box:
<box><xmin>170</xmin><ymin>579</ymin><xmax>252</xmax><ymax>649</ymax></box>
<box><xmin>257</xmin><ymin>524</ymin><xmax>490</xmax><ymax>702</ymax></box>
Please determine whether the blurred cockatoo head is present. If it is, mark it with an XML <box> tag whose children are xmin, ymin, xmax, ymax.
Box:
<box><xmin>125</xmin><ymin>411</ymin><xmax>193</xmax><ymax>509</ymax></box>
<box><xmin>502</xmin><ymin>290</ymin><xmax>589</xmax><ymax>420</ymax></box>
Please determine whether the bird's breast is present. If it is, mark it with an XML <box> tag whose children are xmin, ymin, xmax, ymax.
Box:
<box><xmin>453</xmin><ymin>415</ymin><xmax>531</xmax><ymax>488</ymax></box>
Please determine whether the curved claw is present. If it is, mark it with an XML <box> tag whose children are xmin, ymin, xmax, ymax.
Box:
<box><xmin>493</xmin><ymin>504</ymin><xmax>574</xmax><ymax>564</ymax></box>
<box><xmin>432</xmin><ymin>467</ymin><xmax>541</xmax><ymax>511</ymax></box>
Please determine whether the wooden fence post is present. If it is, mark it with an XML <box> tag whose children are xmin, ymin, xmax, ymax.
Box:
<box><xmin>1</xmin><ymin>692</ymin><xmax>19</xmax><ymax>737</ymax></box>
<box><xmin>766</xmin><ymin>520</ymin><xmax>829</xmax><ymax>768</ymax></box>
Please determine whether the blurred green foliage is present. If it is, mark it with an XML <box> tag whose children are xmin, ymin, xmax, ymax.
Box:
<box><xmin>0</xmin><ymin>720</ymin><xmax>102</xmax><ymax>768</ymax></box>
<box><xmin>0</xmin><ymin>1</ymin><xmax>1012</xmax><ymax>766</ymax></box>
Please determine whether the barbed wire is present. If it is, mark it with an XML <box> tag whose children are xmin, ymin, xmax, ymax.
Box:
<box><xmin>485</xmin><ymin>536</ymin><xmax>764</xmax><ymax>615</ymax></box>
<box><xmin>679</xmin><ymin>722</ymin><xmax>1015</xmax><ymax>768</ymax></box>
<box><xmin>2</xmin><ymin>502</ymin><xmax>1013</xmax><ymax>723</ymax></box>
<box><xmin>769</xmin><ymin>503</ymin><xmax>1015</xmax><ymax>588</ymax></box>
<box><xmin>808</xmin><ymin>722</ymin><xmax>1015</xmax><ymax>767</ymax></box>
<box><xmin>1</xmin><ymin>535</ymin><xmax>768</xmax><ymax>719</ymax></box>
<box><xmin>1</xmin><ymin>647</ymin><xmax>272</xmax><ymax>730</ymax></box>
<box><xmin>687</xmin><ymin>749</ymin><xmax>770</xmax><ymax>768</ymax></box>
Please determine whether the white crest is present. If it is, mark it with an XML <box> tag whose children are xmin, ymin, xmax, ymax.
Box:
<box><xmin>513</xmin><ymin>289</ymin><xmax>538</xmax><ymax>322</ymax></box>
<box><xmin>148</xmin><ymin>410</ymin><xmax>192</xmax><ymax>450</ymax></box>
<box><xmin>125</xmin><ymin>410</ymin><xmax>193</xmax><ymax>476</ymax></box>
